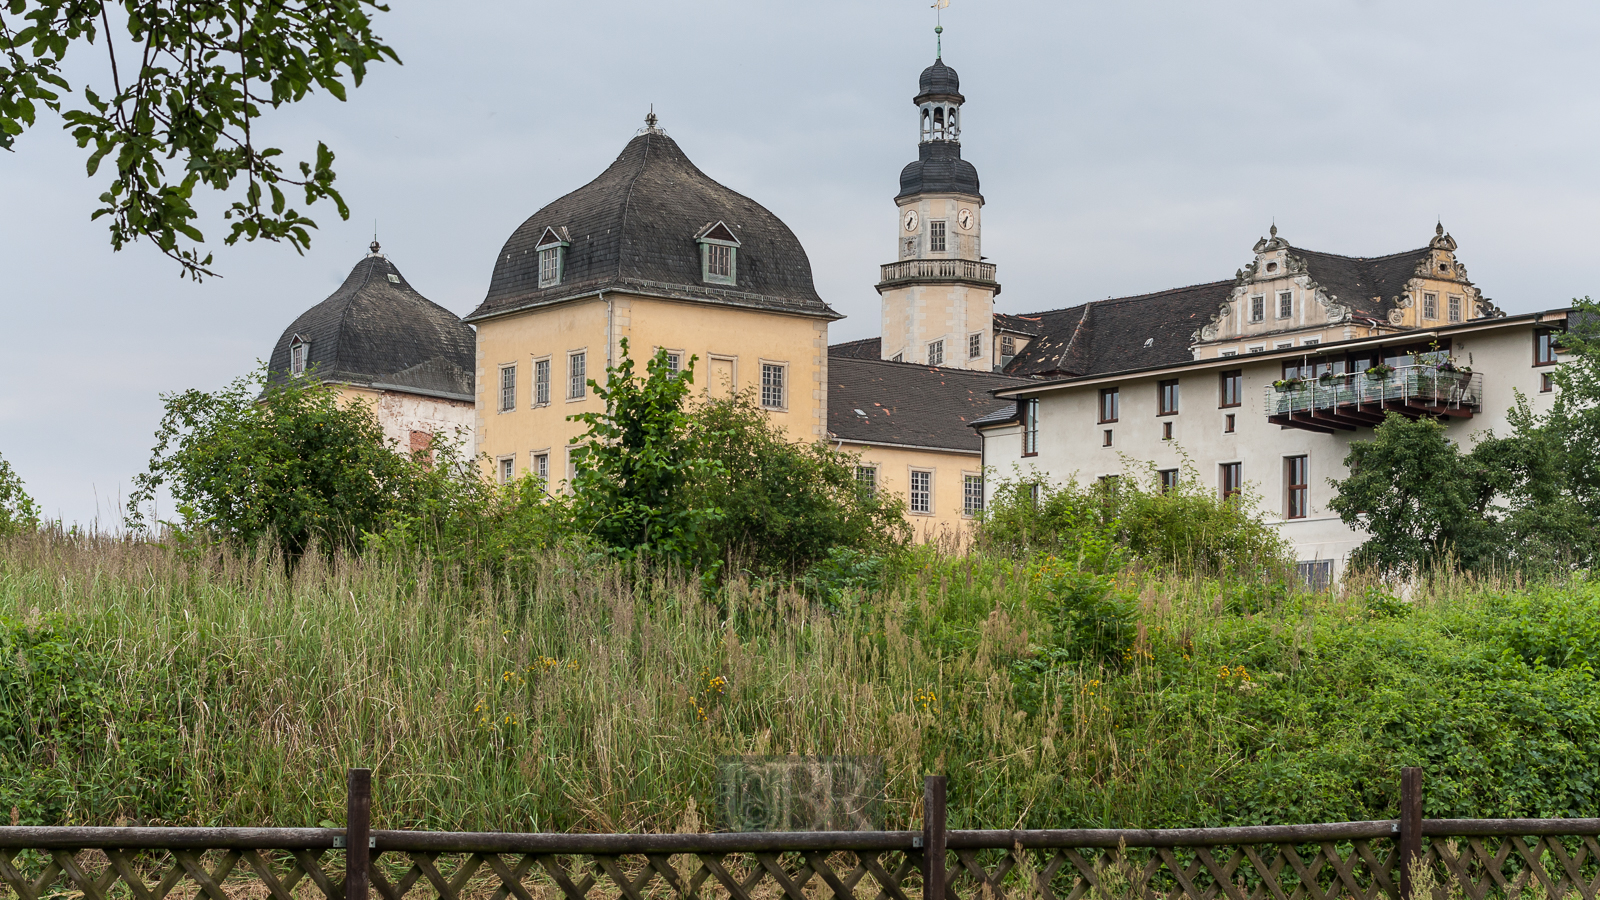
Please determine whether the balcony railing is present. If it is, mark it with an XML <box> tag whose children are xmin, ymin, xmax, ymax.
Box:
<box><xmin>1264</xmin><ymin>364</ymin><xmax>1483</xmax><ymax>432</ymax></box>
<box><xmin>878</xmin><ymin>258</ymin><xmax>997</xmax><ymax>285</ymax></box>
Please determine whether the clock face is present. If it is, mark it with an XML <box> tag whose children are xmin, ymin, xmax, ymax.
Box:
<box><xmin>903</xmin><ymin>210</ymin><xmax>919</xmax><ymax>232</ymax></box>
<box><xmin>958</xmin><ymin>208</ymin><xmax>974</xmax><ymax>230</ymax></box>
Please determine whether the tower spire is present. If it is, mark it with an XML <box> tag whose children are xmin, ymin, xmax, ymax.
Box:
<box><xmin>931</xmin><ymin>0</ymin><xmax>948</xmax><ymax>58</ymax></box>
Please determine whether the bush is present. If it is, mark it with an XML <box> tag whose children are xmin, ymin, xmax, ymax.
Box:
<box><xmin>0</xmin><ymin>453</ymin><xmax>41</xmax><ymax>537</ymax></box>
<box><xmin>127</xmin><ymin>367</ymin><xmax>411</xmax><ymax>557</ymax></box>
<box><xmin>684</xmin><ymin>393</ymin><xmax>910</xmax><ymax>576</ymax></box>
<box><xmin>978</xmin><ymin>465</ymin><xmax>1291</xmax><ymax>577</ymax></box>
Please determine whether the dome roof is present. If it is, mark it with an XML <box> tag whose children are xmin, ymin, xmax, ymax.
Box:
<box><xmin>468</xmin><ymin>129</ymin><xmax>838</xmax><ymax>323</ymax></box>
<box><xmin>267</xmin><ymin>252</ymin><xmax>476</xmax><ymax>400</ymax></box>
<box><xmin>915</xmin><ymin>58</ymin><xmax>963</xmax><ymax>104</ymax></box>
<box><xmin>897</xmin><ymin>141</ymin><xmax>981</xmax><ymax>201</ymax></box>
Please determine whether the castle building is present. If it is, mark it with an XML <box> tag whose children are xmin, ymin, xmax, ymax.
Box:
<box><xmin>462</xmin><ymin>118</ymin><xmax>840</xmax><ymax>485</ymax></box>
<box><xmin>266</xmin><ymin>245</ymin><xmax>477</xmax><ymax>455</ymax></box>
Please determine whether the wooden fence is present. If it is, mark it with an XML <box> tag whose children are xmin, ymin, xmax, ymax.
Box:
<box><xmin>4</xmin><ymin>769</ymin><xmax>1599</xmax><ymax>900</ymax></box>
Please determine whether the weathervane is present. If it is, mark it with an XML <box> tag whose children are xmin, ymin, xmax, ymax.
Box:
<box><xmin>931</xmin><ymin>0</ymin><xmax>949</xmax><ymax>58</ymax></box>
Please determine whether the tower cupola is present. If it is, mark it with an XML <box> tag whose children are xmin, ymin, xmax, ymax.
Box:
<box><xmin>915</xmin><ymin>49</ymin><xmax>964</xmax><ymax>142</ymax></box>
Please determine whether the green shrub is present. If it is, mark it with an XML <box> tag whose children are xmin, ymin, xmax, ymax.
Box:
<box><xmin>0</xmin><ymin>453</ymin><xmax>41</xmax><ymax>537</ymax></box>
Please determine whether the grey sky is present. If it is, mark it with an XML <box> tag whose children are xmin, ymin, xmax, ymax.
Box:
<box><xmin>4</xmin><ymin>1</ymin><xmax>1598</xmax><ymax>526</ymax></box>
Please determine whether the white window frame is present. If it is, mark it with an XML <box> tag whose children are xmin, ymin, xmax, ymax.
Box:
<box><xmin>289</xmin><ymin>335</ymin><xmax>310</xmax><ymax>375</ymax></box>
<box><xmin>1220</xmin><ymin>349</ymin><xmax>1238</xmax><ymax>357</ymax></box>
<box><xmin>498</xmin><ymin>364</ymin><xmax>517</xmax><ymax>413</ymax></box>
<box><xmin>532</xmin><ymin>356</ymin><xmax>551</xmax><ymax>407</ymax></box>
<box><xmin>962</xmin><ymin>472</ymin><xmax>983</xmax><ymax>517</ymax></box>
<box><xmin>1247</xmin><ymin>345</ymin><xmax>1266</xmax><ymax>354</ymax></box>
<box><xmin>856</xmin><ymin>465</ymin><xmax>877</xmax><ymax>496</ymax></box>
<box><xmin>927</xmin><ymin>339</ymin><xmax>944</xmax><ymax>367</ymax></box>
<box><xmin>968</xmin><ymin>332</ymin><xmax>983</xmax><ymax>359</ymax></box>
<box><xmin>567</xmin><ymin>350</ymin><xmax>587</xmax><ymax>401</ymax></box>
<box><xmin>1274</xmin><ymin>341</ymin><xmax>1293</xmax><ymax>350</ymax></box>
<box><xmin>1277</xmin><ymin>291</ymin><xmax>1293</xmax><ymax>320</ymax></box>
<box><xmin>1448</xmin><ymin>294</ymin><xmax>1463</xmax><ymax>323</ymax></box>
<box><xmin>760</xmin><ymin>361</ymin><xmax>787</xmax><ymax>410</ymax></box>
<box><xmin>1000</xmin><ymin>335</ymin><xmax>1016</xmax><ymax>357</ymax></box>
<box><xmin>909</xmin><ymin>468</ymin><xmax>934</xmax><ymax>515</ymax></box>
<box><xmin>530</xmin><ymin>450</ymin><xmax>550</xmax><ymax>484</ymax></box>
<box><xmin>1301</xmin><ymin>338</ymin><xmax>1319</xmax><ymax>347</ymax></box>
<box><xmin>1249</xmin><ymin>295</ymin><xmax>1266</xmax><ymax>322</ymax></box>
<box><xmin>1422</xmin><ymin>292</ymin><xmax>1438</xmax><ymax>320</ymax></box>
<box><xmin>535</xmin><ymin>228</ymin><xmax>568</xmax><ymax>289</ymax></box>
<box><xmin>497</xmin><ymin>455</ymin><xmax>515</xmax><ymax>484</ymax></box>
<box><xmin>698</xmin><ymin>221</ymin><xmax>741</xmax><ymax>286</ymax></box>
<box><xmin>657</xmin><ymin>348</ymin><xmax>684</xmax><ymax>376</ymax></box>
<box><xmin>929</xmin><ymin>220</ymin><xmax>947</xmax><ymax>253</ymax></box>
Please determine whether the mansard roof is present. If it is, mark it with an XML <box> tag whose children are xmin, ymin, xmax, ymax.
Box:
<box><xmin>1003</xmin><ymin>282</ymin><xmax>1233</xmax><ymax>379</ymax></box>
<box><xmin>267</xmin><ymin>252</ymin><xmax>476</xmax><ymax>401</ymax></box>
<box><xmin>898</xmin><ymin>140</ymin><xmax>981</xmax><ymax>201</ymax></box>
<box><xmin>827</xmin><ymin>355</ymin><xmax>1029</xmax><ymax>452</ymax></box>
<box><xmin>468</xmin><ymin>129</ymin><xmax>838</xmax><ymax>323</ymax></box>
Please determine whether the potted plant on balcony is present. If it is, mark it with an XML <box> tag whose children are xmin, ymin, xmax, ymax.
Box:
<box><xmin>1317</xmin><ymin>370</ymin><xmax>1338</xmax><ymax>385</ymax></box>
<box><xmin>1273</xmin><ymin>377</ymin><xmax>1304</xmax><ymax>393</ymax></box>
<box><xmin>1365</xmin><ymin>363</ymin><xmax>1394</xmax><ymax>381</ymax></box>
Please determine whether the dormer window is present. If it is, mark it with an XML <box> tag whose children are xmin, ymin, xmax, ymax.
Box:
<box><xmin>696</xmin><ymin>221</ymin><xmax>740</xmax><ymax>285</ymax></box>
<box><xmin>535</xmin><ymin>226</ymin><xmax>569</xmax><ymax>288</ymax></box>
<box><xmin>289</xmin><ymin>334</ymin><xmax>310</xmax><ymax>375</ymax></box>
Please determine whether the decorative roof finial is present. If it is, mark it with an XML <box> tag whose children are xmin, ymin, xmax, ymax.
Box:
<box><xmin>1270</xmin><ymin>222</ymin><xmax>1278</xmax><ymax>239</ymax></box>
<box><xmin>932</xmin><ymin>0</ymin><xmax>949</xmax><ymax>58</ymax></box>
<box><xmin>645</xmin><ymin>104</ymin><xmax>658</xmax><ymax>131</ymax></box>
<box><xmin>368</xmin><ymin>240</ymin><xmax>382</xmax><ymax>258</ymax></box>
<box><xmin>1436</xmin><ymin>220</ymin><xmax>1444</xmax><ymax>237</ymax></box>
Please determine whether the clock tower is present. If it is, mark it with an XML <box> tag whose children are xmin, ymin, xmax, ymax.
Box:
<box><xmin>877</xmin><ymin>36</ymin><xmax>1000</xmax><ymax>371</ymax></box>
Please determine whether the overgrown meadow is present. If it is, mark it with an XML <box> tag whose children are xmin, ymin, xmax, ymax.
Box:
<box><xmin>5</xmin><ymin>527</ymin><xmax>1599</xmax><ymax>833</ymax></box>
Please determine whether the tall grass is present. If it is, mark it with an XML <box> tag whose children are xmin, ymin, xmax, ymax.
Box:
<box><xmin>3</xmin><ymin>531</ymin><xmax>1597</xmax><ymax>832</ymax></box>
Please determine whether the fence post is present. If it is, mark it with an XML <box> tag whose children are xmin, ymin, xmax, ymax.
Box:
<box><xmin>924</xmin><ymin>776</ymin><xmax>947</xmax><ymax>900</ymax></box>
<box><xmin>1399</xmin><ymin>767</ymin><xmax>1423</xmax><ymax>900</ymax></box>
<box><xmin>346</xmin><ymin>768</ymin><xmax>372</xmax><ymax>900</ymax></box>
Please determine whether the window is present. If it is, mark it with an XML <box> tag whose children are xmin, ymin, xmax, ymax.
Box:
<box><xmin>498</xmin><ymin>457</ymin><xmax>514</xmax><ymax>484</ymax></box>
<box><xmin>1220</xmin><ymin>370</ymin><xmax>1243</xmax><ymax>408</ymax></box>
<box><xmin>1301</xmin><ymin>339</ymin><xmax>1319</xmax><ymax>346</ymax></box>
<box><xmin>1158</xmin><ymin>379</ymin><xmax>1180</xmax><ymax>416</ymax></box>
<box><xmin>1248</xmin><ymin>345</ymin><xmax>1266</xmax><ymax>354</ymax></box>
<box><xmin>1022</xmin><ymin>398</ymin><xmax>1039</xmax><ymax>456</ymax></box>
<box><xmin>1286</xmin><ymin>455</ymin><xmax>1308</xmax><ymax>519</ymax></box>
<box><xmin>1275</xmin><ymin>341</ymin><xmax>1293</xmax><ymax>350</ymax></box>
<box><xmin>910</xmin><ymin>469</ymin><xmax>933</xmax><ymax>515</ymax></box>
<box><xmin>1000</xmin><ymin>335</ymin><xmax>1016</xmax><ymax>357</ymax></box>
<box><xmin>1249</xmin><ymin>295</ymin><xmax>1265</xmax><ymax>322</ymax></box>
<box><xmin>1162</xmin><ymin>421</ymin><xmax>1173</xmax><ymax>441</ymax></box>
<box><xmin>929</xmin><ymin>220</ymin><xmax>947</xmax><ymax>253</ymax></box>
<box><xmin>664</xmin><ymin>351</ymin><xmax>682</xmax><ymax>375</ymax></box>
<box><xmin>1535</xmin><ymin>329</ymin><xmax>1560</xmax><ymax>366</ymax></box>
<box><xmin>499</xmin><ymin>364</ymin><xmax>517</xmax><ymax>412</ymax></box>
<box><xmin>969</xmin><ymin>332</ymin><xmax>983</xmax><ymax>359</ymax></box>
<box><xmin>538</xmin><ymin>246</ymin><xmax>563</xmax><ymax>288</ymax></box>
<box><xmin>963</xmin><ymin>474</ymin><xmax>983</xmax><ymax>516</ymax></box>
<box><xmin>534</xmin><ymin>358</ymin><xmax>551</xmax><ymax>406</ymax></box>
<box><xmin>1099</xmin><ymin>387</ymin><xmax>1119</xmax><ymax>423</ymax></box>
<box><xmin>1541</xmin><ymin>372</ymin><xmax>1554</xmax><ymax>393</ymax></box>
<box><xmin>1098</xmin><ymin>474</ymin><xmax>1121</xmax><ymax>493</ymax></box>
<box><xmin>1297</xmin><ymin>560</ymin><xmax>1333</xmax><ymax>592</ymax></box>
<box><xmin>1159</xmin><ymin>469</ymin><xmax>1179</xmax><ymax>493</ymax></box>
<box><xmin>568</xmin><ymin>352</ymin><xmax>587</xmax><ymax>399</ymax></box>
<box><xmin>891</xmin><ymin>353</ymin><xmax>903</xmax><ymax>362</ymax></box>
<box><xmin>1277</xmin><ymin>291</ymin><xmax>1293</xmax><ymax>319</ymax></box>
<box><xmin>1220</xmin><ymin>349</ymin><xmax>1238</xmax><ymax>357</ymax></box>
<box><xmin>698</xmin><ymin>221</ymin><xmax>740</xmax><ymax>285</ymax></box>
<box><xmin>856</xmin><ymin>466</ymin><xmax>877</xmax><ymax>496</ymax></box>
<box><xmin>927</xmin><ymin>340</ymin><xmax>944</xmax><ymax>366</ymax></box>
<box><xmin>532</xmin><ymin>452</ymin><xmax>550</xmax><ymax>483</ymax></box>
<box><xmin>1102</xmin><ymin>429</ymin><xmax>1113</xmax><ymax>447</ymax></box>
<box><xmin>1220</xmin><ymin>462</ymin><xmax>1242</xmax><ymax>500</ymax></box>
<box><xmin>289</xmin><ymin>336</ymin><xmax>310</xmax><ymax>375</ymax></box>
<box><xmin>1224</xmin><ymin>413</ymin><xmax>1236</xmax><ymax>433</ymax></box>
<box><xmin>1422</xmin><ymin>293</ymin><xmax>1438</xmax><ymax>320</ymax></box>
<box><xmin>1448</xmin><ymin>295</ymin><xmax>1463</xmax><ymax>323</ymax></box>
<box><xmin>761</xmin><ymin>363</ymin><xmax>786</xmax><ymax>409</ymax></box>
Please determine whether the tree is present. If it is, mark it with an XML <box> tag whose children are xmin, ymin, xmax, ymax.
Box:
<box><xmin>568</xmin><ymin>339</ymin><xmax>723</xmax><ymax>569</ymax></box>
<box><xmin>0</xmin><ymin>451</ymin><xmax>41</xmax><ymax>536</ymax></box>
<box><xmin>1548</xmin><ymin>297</ymin><xmax>1600</xmax><ymax>518</ymax></box>
<box><xmin>683</xmin><ymin>394</ymin><xmax>909</xmax><ymax>575</ymax></box>
<box><xmin>126</xmin><ymin>367</ymin><xmax>410</xmax><ymax>556</ymax></box>
<box><xmin>1</xmin><ymin>0</ymin><xmax>397</xmax><ymax>278</ymax></box>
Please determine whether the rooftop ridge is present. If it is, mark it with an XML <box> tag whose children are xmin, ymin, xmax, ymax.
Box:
<box><xmin>830</xmin><ymin>354</ymin><xmax>1032</xmax><ymax>382</ymax></box>
<box><xmin>1017</xmin><ymin>278</ymin><xmax>1236</xmax><ymax>318</ymax></box>
<box><xmin>1293</xmin><ymin>245</ymin><xmax>1430</xmax><ymax>263</ymax></box>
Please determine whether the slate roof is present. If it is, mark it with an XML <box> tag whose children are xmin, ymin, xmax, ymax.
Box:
<box><xmin>467</xmin><ymin>129</ymin><xmax>838</xmax><ymax>323</ymax></box>
<box><xmin>828</xmin><ymin>355</ymin><xmax>1030</xmax><ymax>452</ymax></box>
<box><xmin>916</xmin><ymin>58</ymin><xmax>963</xmax><ymax>103</ymax></box>
<box><xmin>898</xmin><ymin>140</ymin><xmax>981</xmax><ymax>201</ymax></box>
<box><xmin>1002</xmin><ymin>281</ymin><xmax>1233</xmax><ymax>379</ymax></box>
<box><xmin>993</xmin><ymin>313</ymin><xmax>1043</xmax><ymax>336</ymax></box>
<box><xmin>828</xmin><ymin>337</ymin><xmax>883</xmax><ymax>360</ymax></box>
<box><xmin>267</xmin><ymin>253</ymin><xmax>476</xmax><ymax>400</ymax></box>
<box><xmin>1293</xmin><ymin>247</ymin><xmax>1431</xmax><ymax>321</ymax></box>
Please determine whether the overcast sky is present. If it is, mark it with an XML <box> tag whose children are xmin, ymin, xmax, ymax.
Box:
<box><xmin>4</xmin><ymin>0</ymin><xmax>1599</xmax><ymax>527</ymax></box>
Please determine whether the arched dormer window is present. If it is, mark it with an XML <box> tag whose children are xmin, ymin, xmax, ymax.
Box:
<box><xmin>289</xmin><ymin>334</ymin><xmax>310</xmax><ymax>375</ymax></box>
<box><xmin>535</xmin><ymin>226</ymin><xmax>570</xmax><ymax>289</ymax></box>
<box><xmin>696</xmin><ymin>221</ymin><xmax>740</xmax><ymax>286</ymax></box>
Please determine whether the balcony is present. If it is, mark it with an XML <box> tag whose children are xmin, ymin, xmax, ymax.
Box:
<box><xmin>877</xmin><ymin>259</ymin><xmax>1000</xmax><ymax>293</ymax></box>
<box><xmin>1264</xmin><ymin>365</ymin><xmax>1483</xmax><ymax>434</ymax></box>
